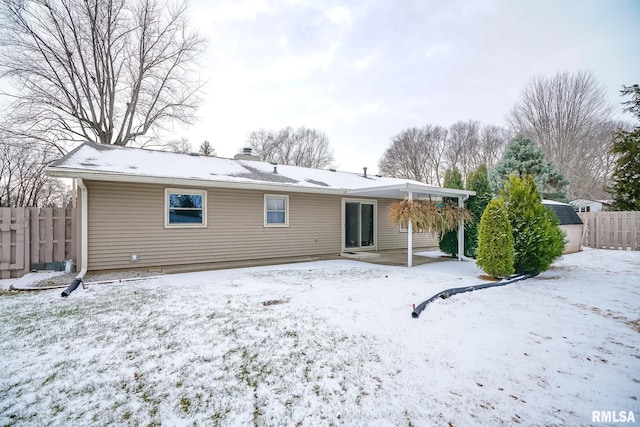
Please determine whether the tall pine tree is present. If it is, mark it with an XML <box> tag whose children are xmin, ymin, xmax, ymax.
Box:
<box><xmin>611</xmin><ymin>84</ymin><xmax>640</xmax><ymax>211</ymax></box>
<box><xmin>490</xmin><ymin>137</ymin><xmax>568</xmax><ymax>201</ymax></box>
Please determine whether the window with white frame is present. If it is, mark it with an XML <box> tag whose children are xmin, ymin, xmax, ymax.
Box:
<box><xmin>165</xmin><ymin>188</ymin><xmax>207</xmax><ymax>227</ymax></box>
<box><xmin>264</xmin><ymin>194</ymin><xmax>289</xmax><ymax>227</ymax></box>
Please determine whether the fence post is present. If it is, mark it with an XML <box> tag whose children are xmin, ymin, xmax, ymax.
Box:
<box><xmin>631</xmin><ymin>212</ymin><xmax>640</xmax><ymax>251</ymax></box>
<box><xmin>0</xmin><ymin>209</ymin><xmax>11</xmax><ymax>279</ymax></box>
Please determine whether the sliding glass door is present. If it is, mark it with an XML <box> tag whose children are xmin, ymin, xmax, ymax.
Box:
<box><xmin>344</xmin><ymin>200</ymin><xmax>376</xmax><ymax>249</ymax></box>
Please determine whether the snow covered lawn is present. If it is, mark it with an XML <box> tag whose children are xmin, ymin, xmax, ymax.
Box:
<box><xmin>1</xmin><ymin>249</ymin><xmax>638</xmax><ymax>426</ymax></box>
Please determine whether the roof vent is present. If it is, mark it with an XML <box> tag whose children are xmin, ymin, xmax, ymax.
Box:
<box><xmin>273</xmin><ymin>165</ymin><xmax>278</xmax><ymax>174</ymax></box>
<box><xmin>234</xmin><ymin>148</ymin><xmax>261</xmax><ymax>161</ymax></box>
<box><xmin>363</xmin><ymin>167</ymin><xmax>368</xmax><ymax>178</ymax></box>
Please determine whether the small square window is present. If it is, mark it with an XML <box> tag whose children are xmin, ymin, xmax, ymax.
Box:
<box><xmin>165</xmin><ymin>188</ymin><xmax>207</xmax><ymax>228</ymax></box>
<box><xmin>264</xmin><ymin>194</ymin><xmax>289</xmax><ymax>227</ymax></box>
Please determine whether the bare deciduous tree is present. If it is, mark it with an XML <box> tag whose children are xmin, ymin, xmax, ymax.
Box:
<box><xmin>479</xmin><ymin>124</ymin><xmax>511</xmax><ymax>169</ymax></box>
<box><xmin>247</xmin><ymin>127</ymin><xmax>335</xmax><ymax>168</ymax></box>
<box><xmin>445</xmin><ymin>120</ymin><xmax>481</xmax><ymax>178</ymax></box>
<box><xmin>379</xmin><ymin>125</ymin><xmax>448</xmax><ymax>185</ymax></box>
<box><xmin>380</xmin><ymin>122</ymin><xmax>509</xmax><ymax>186</ymax></box>
<box><xmin>508</xmin><ymin>71</ymin><xmax>617</xmax><ymax>199</ymax></box>
<box><xmin>0</xmin><ymin>0</ymin><xmax>206</xmax><ymax>149</ymax></box>
<box><xmin>198</xmin><ymin>140</ymin><xmax>216</xmax><ymax>156</ymax></box>
<box><xmin>444</xmin><ymin>121</ymin><xmax>511</xmax><ymax>179</ymax></box>
<box><xmin>164</xmin><ymin>137</ymin><xmax>193</xmax><ymax>154</ymax></box>
<box><xmin>1</xmin><ymin>137</ymin><xmax>70</xmax><ymax>207</ymax></box>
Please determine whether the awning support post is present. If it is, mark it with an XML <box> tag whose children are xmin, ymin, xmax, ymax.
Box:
<box><xmin>457</xmin><ymin>196</ymin><xmax>464</xmax><ymax>261</ymax></box>
<box><xmin>408</xmin><ymin>191</ymin><xmax>413</xmax><ymax>267</ymax></box>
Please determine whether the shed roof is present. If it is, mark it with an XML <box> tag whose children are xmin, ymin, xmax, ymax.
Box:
<box><xmin>47</xmin><ymin>142</ymin><xmax>475</xmax><ymax>199</ymax></box>
<box><xmin>543</xmin><ymin>201</ymin><xmax>584</xmax><ymax>225</ymax></box>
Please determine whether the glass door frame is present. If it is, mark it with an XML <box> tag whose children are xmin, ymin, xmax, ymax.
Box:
<box><xmin>341</xmin><ymin>198</ymin><xmax>377</xmax><ymax>251</ymax></box>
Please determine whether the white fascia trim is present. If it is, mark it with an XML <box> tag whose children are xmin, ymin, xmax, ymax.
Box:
<box><xmin>346</xmin><ymin>183</ymin><xmax>476</xmax><ymax>198</ymax></box>
<box><xmin>46</xmin><ymin>167</ymin><xmax>346</xmax><ymax>196</ymax></box>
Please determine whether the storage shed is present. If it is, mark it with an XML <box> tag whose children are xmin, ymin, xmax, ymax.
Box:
<box><xmin>543</xmin><ymin>200</ymin><xmax>584</xmax><ymax>254</ymax></box>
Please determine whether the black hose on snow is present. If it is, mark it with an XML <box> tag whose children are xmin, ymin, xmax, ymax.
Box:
<box><xmin>411</xmin><ymin>274</ymin><xmax>534</xmax><ymax>318</ymax></box>
<box><xmin>61</xmin><ymin>278</ymin><xmax>83</xmax><ymax>298</ymax></box>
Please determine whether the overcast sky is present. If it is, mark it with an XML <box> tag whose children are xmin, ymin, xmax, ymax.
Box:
<box><xmin>174</xmin><ymin>0</ymin><xmax>638</xmax><ymax>173</ymax></box>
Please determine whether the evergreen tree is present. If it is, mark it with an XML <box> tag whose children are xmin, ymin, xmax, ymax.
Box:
<box><xmin>611</xmin><ymin>84</ymin><xmax>640</xmax><ymax>211</ymax></box>
<box><xmin>464</xmin><ymin>165</ymin><xmax>492</xmax><ymax>257</ymax></box>
<box><xmin>199</xmin><ymin>140</ymin><xmax>216</xmax><ymax>157</ymax></box>
<box><xmin>490</xmin><ymin>137</ymin><xmax>568</xmax><ymax>201</ymax></box>
<box><xmin>476</xmin><ymin>198</ymin><xmax>514</xmax><ymax>278</ymax></box>
<box><xmin>501</xmin><ymin>175</ymin><xmax>565</xmax><ymax>275</ymax></box>
<box><xmin>439</xmin><ymin>168</ymin><xmax>464</xmax><ymax>256</ymax></box>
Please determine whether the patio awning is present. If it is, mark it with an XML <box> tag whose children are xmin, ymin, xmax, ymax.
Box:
<box><xmin>346</xmin><ymin>182</ymin><xmax>475</xmax><ymax>199</ymax></box>
<box><xmin>347</xmin><ymin>183</ymin><xmax>476</xmax><ymax>266</ymax></box>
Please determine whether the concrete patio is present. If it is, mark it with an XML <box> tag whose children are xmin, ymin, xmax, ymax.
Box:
<box><xmin>340</xmin><ymin>247</ymin><xmax>454</xmax><ymax>267</ymax></box>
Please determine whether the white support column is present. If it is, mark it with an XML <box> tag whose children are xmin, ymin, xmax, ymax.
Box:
<box><xmin>408</xmin><ymin>191</ymin><xmax>413</xmax><ymax>267</ymax></box>
<box><xmin>457</xmin><ymin>196</ymin><xmax>464</xmax><ymax>261</ymax></box>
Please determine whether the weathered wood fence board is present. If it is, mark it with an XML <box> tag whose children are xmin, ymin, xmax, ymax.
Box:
<box><xmin>0</xmin><ymin>207</ymin><xmax>76</xmax><ymax>279</ymax></box>
<box><xmin>578</xmin><ymin>211</ymin><xmax>640</xmax><ymax>251</ymax></box>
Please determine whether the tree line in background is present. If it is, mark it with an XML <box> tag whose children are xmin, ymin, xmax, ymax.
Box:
<box><xmin>379</xmin><ymin>71</ymin><xmax>633</xmax><ymax>204</ymax></box>
<box><xmin>379</xmin><ymin>122</ymin><xmax>510</xmax><ymax>187</ymax></box>
<box><xmin>0</xmin><ymin>138</ymin><xmax>72</xmax><ymax>207</ymax></box>
<box><xmin>246</xmin><ymin>127</ymin><xmax>334</xmax><ymax>169</ymax></box>
<box><xmin>0</xmin><ymin>0</ymin><xmax>635</xmax><ymax>209</ymax></box>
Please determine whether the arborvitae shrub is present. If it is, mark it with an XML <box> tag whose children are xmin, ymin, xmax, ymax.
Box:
<box><xmin>439</xmin><ymin>168</ymin><xmax>464</xmax><ymax>256</ymax></box>
<box><xmin>501</xmin><ymin>174</ymin><xmax>565</xmax><ymax>275</ymax></box>
<box><xmin>464</xmin><ymin>164</ymin><xmax>492</xmax><ymax>258</ymax></box>
<box><xmin>476</xmin><ymin>198</ymin><xmax>514</xmax><ymax>278</ymax></box>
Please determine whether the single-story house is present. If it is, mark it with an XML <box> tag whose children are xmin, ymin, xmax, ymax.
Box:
<box><xmin>570</xmin><ymin>199</ymin><xmax>612</xmax><ymax>213</ymax></box>
<box><xmin>542</xmin><ymin>200</ymin><xmax>584</xmax><ymax>254</ymax></box>
<box><xmin>46</xmin><ymin>142</ymin><xmax>475</xmax><ymax>277</ymax></box>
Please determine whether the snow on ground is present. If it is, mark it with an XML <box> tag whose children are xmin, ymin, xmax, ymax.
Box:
<box><xmin>0</xmin><ymin>249</ymin><xmax>638</xmax><ymax>426</ymax></box>
<box><xmin>0</xmin><ymin>279</ymin><xmax>13</xmax><ymax>291</ymax></box>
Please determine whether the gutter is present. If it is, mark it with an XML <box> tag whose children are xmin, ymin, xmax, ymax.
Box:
<box><xmin>61</xmin><ymin>178</ymin><xmax>88</xmax><ymax>297</ymax></box>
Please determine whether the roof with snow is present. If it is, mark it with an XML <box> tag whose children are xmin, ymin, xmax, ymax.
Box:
<box><xmin>47</xmin><ymin>142</ymin><xmax>475</xmax><ymax>199</ymax></box>
<box><xmin>570</xmin><ymin>199</ymin><xmax>612</xmax><ymax>208</ymax></box>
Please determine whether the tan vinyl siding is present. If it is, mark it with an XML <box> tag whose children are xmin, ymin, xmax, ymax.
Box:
<box><xmin>85</xmin><ymin>181</ymin><xmax>341</xmax><ymax>271</ymax></box>
<box><xmin>376</xmin><ymin>198</ymin><xmax>438</xmax><ymax>250</ymax></box>
<box><xmin>84</xmin><ymin>181</ymin><xmax>438</xmax><ymax>271</ymax></box>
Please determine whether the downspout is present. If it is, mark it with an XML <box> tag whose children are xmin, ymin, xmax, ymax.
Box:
<box><xmin>62</xmin><ymin>178</ymin><xmax>88</xmax><ymax>297</ymax></box>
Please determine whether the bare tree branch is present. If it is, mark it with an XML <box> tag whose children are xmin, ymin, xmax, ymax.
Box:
<box><xmin>508</xmin><ymin>71</ymin><xmax>617</xmax><ymax>199</ymax></box>
<box><xmin>379</xmin><ymin>125</ymin><xmax>449</xmax><ymax>185</ymax></box>
<box><xmin>0</xmin><ymin>0</ymin><xmax>206</xmax><ymax>148</ymax></box>
<box><xmin>379</xmin><ymin>123</ymin><xmax>509</xmax><ymax>186</ymax></box>
<box><xmin>0</xmin><ymin>133</ymin><xmax>70</xmax><ymax>207</ymax></box>
<box><xmin>247</xmin><ymin>127</ymin><xmax>335</xmax><ymax>168</ymax></box>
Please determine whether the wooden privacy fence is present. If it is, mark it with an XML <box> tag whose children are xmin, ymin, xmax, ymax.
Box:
<box><xmin>0</xmin><ymin>207</ymin><xmax>76</xmax><ymax>279</ymax></box>
<box><xmin>578</xmin><ymin>211</ymin><xmax>640</xmax><ymax>251</ymax></box>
